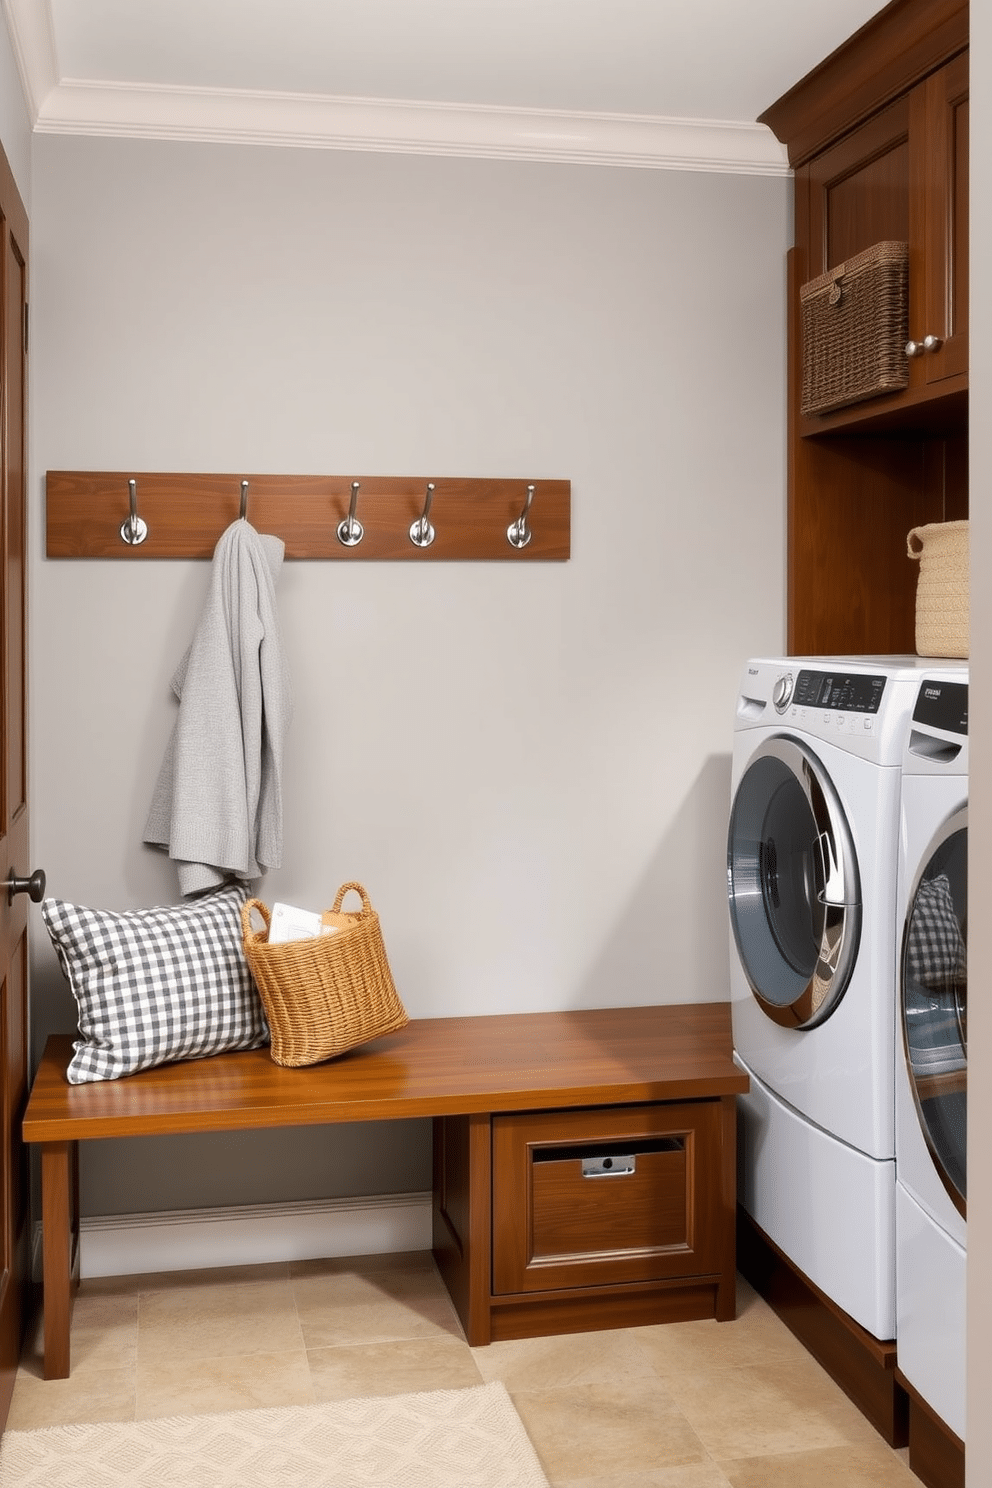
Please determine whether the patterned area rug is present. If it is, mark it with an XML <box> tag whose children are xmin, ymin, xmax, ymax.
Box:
<box><xmin>0</xmin><ymin>1382</ymin><xmax>550</xmax><ymax>1488</ymax></box>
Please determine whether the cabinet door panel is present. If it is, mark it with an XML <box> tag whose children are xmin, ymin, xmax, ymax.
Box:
<box><xmin>921</xmin><ymin>50</ymin><xmax>968</xmax><ymax>384</ymax></box>
<box><xmin>807</xmin><ymin>98</ymin><xmax>911</xmax><ymax>275</ymax></box>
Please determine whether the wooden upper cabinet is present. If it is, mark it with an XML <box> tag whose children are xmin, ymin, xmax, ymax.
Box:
<box><xmin>760</xmin><ymin>0</ymin><xmax>969</xmax><ymax>658</ymax></box>
<box><xmin>795</xmin><ymin>48</ymin><xmax>968</xmax><ymax>432</ymax></box>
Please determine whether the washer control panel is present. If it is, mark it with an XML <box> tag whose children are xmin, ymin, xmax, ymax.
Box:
<box><xmin>772</xmin><ymin>668</ymin><xmax>886</xmax><ymax>717</ymax></box>
<box><xmin>792</xmin><ymin>669</ymin><xmax>887</xmax><ymax>713</ymax></box>
<box><xmin>738</xmin><ymin>657</ymin><xmax>944</xmax><ymax>766</ymax></box>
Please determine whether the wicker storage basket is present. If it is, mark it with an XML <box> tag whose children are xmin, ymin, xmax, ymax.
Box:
<box><xmin>241</xmin><ymin>883</ymin><xmax>408</xmax><ymax>1067</ymax></box>
<box><xmin>907</xmin><ymin>520</ymin><xmax>969</xmax><ymax>659</ymax></box>
<box><xmin>800</xmin><ymin>240</ymin><xmax>909</xmax><ymax>416</ymax></box>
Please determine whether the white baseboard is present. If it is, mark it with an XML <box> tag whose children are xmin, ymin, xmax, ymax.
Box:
<box><xmin>35</xmin><ymin>1191</ymin><xmax>434</xmax><ymax>1280</ymax></box>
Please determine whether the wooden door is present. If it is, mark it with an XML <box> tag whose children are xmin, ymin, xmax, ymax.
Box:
<box><xmin>0</xmin><ymin>141</ymin><xmax>32</xmax><ymax>1431</ymax></box>
<box><xmin>916</xmin><ymin>50</ymin><xmax>969</xmax><ymax>386</ymax></box>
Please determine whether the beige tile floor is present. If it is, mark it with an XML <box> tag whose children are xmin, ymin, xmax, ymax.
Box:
<box><xmin>8</xmin><ymin>1252</ymin><xmax>920</xmax><ymax>1488</ymax></box>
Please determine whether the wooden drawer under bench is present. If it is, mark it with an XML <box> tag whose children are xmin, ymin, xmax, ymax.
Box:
<box><xmin>437</xmin><ymin>1095</ymin><xmax>738</xmax><ymax>1345</ymax></box>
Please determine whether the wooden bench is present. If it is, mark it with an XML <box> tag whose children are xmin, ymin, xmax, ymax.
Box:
<box><xmin>23</xmin><ymin>1002</ymin><xmax>748</xmax><ymax>1379</ymax></box>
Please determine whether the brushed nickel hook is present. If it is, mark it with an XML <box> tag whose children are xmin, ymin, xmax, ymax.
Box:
<box><xmin>240</xmin><ymin>479</ymin><xmax>249</xmax><ymax>520</ymax></box>
<box><xmin>409</xmin><ymin>482</ymin><xmax>436</xmax><ymax>548</ymax></box>
<box><xmin>337</xmin><ymin>482</ymin><xmax>364</xmax><ymax>547</ymax></box>
<box><xmin>120</xmin><ymin>478</ymin><xmax>148</xmax><ymax>546</ymax></box>
<box><xmin>507</xmin><ymin>483</ymin><xmax>535</xmax><ymax>549</ymax></box>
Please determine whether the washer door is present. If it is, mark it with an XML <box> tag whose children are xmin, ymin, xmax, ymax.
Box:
<box><xmin>901</xmin><ymin>808</ymin><xmax>967</xmax><ymax>1217</ymax></box>
<box><xmin>728</xmin><ymin>736</ymin><xmax>861</xmax><ymax>1029</ymax></box>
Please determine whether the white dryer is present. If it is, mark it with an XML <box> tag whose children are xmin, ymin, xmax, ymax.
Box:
<box><xmin>728</xmin><ymin>656</ymin><xmax>934</xmax><ymax>1341</ymax></box>
<box><xmin>895</xmin><ymin>670</ymin><xmax>968</xmax><ymax>1444</ymax></box>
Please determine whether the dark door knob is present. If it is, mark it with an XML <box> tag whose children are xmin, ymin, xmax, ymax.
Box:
<box><xmin>8</xmin><ymin>869</ymin><xmax>46</xmax><ymax>904</ymax></box>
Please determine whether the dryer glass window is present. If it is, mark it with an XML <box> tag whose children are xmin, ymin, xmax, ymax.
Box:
<box><xmin>902</xmin><ymin>822</ymin><xmax>967</xmax><ymax>1213</ymax></box>
<box><xmin>728</xmin><ymin>739</ymin><xmax>860</xmax><ymax>1029</ymax></box>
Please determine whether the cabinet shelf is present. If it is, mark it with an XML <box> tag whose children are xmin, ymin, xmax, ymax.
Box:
<box><xmin>799</xmin><ymin>386</ymin><xmax>967</xmax><ymax>440</ymax></box>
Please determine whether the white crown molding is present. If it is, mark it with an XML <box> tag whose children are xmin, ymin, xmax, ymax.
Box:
<box><xmin>3</xmin><ymin>0</ymin><xmax>58</xmax><ymax>120</ymax></box>
<box><xmin>3</xmin><ymin>0</ymin><xmax>789</xmax><ymax>175</ymax></box>
<box><xmin>35</xmin><ymin>79</ymin><xmax>790</xmax><ymax>175</ymax></box>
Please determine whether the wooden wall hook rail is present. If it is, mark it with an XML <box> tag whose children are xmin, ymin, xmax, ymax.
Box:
<box><xmin>45</xmin><ymin>472</ymin><xmax>571</xmax><ymax>561</ymax></box>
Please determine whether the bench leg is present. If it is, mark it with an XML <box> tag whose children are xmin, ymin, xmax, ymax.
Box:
<box><xmin>40</xmin><ymin>1141</ymin><xmax>77</xmax><ymax>1380</ymax></box>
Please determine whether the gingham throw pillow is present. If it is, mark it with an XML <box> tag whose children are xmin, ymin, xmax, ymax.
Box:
<box><xmin>42</xmin><ymin>883</ymin><xmax>269</xmax><ymax>1084</ymax></box>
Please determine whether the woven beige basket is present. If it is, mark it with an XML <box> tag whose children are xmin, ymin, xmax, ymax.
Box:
<box><xmin>800</xmin><ymin>240</ymin><xmax>909</xmax><ymax>416</ymax></box>
<box><xmin>241</xmin><ymin>883</ymin><xmax>409</xmax><ymax>1067</ymax></box>
<box><xmin>907</xmin><ymin>520</ymin><xmax>969</xmax><ymax>659</ymax></box>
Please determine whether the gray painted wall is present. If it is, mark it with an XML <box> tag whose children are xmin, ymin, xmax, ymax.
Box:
<box><xmin>8</xmin><ymin>9</ymin><xmax>992</xmax><ymax>1480</ymax></box>
<box><xmin>26</xmin><ymin>134</ymin><xmax>788</xmax><ymax>1215</ymax></box>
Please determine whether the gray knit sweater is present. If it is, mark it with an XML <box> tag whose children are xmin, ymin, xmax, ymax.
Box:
<box><xmin>144</xmin><ymin>519</ymin><xmax>292</xmax><ymax>895</ymax></box>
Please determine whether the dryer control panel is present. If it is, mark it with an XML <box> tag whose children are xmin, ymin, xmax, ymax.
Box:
<box><xmin>912</xmin><ymin>679</ymin><xmax>968</xmax><ymax>736</ymax></box>
<box><xmin>905</xmin><ymin>676</ymin><xmax>969</xmax><ymax>774</ymax></box>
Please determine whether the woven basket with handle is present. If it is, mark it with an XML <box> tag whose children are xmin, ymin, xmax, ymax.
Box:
<box><xmin>907</xmin><ymin>520</ymin><xmax>969</xmax><ymax>660</ymax></box>
<box><xmin>800</xmin><ymin>240</ymin><xmax>909</xmax><ymax>416</ymax></box>
<box><xmin>241</xmin><ymin>883</ymin><xmax>409</xmax><ymax>1067</ymax></box>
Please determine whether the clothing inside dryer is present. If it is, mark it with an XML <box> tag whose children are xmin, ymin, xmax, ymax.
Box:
<box><xmin>903</xmin><ymin>826</ymin><xmax>967</xmax><ymax>1208</ymax></box>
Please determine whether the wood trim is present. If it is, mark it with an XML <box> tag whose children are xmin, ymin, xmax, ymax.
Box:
<box><xmin>785</xmin><ymin>246</ymin><xmax>802</xmax><ymax>654</ymax></box>
<box><xmin>45</xmin><ymin>471</ymin><xmax>570</xmax><ymax>562</ymax></box>
<box><xmin>488</xmin><ymin>1276</ymin><xmax>722</xmax><ymax>1342</ymax></box>
<box><xmin>714</xmin><ymin>1095</ymin><xmax>738</xmax><ymax>1321</ymax></box>
<box><xmin>759</xmin><ymin>0</ymin><xmax>968</xmax><ymax>166</ymax></box>
<box><xmin>895</xmin><ymin>1368</ymin><xmax>965</xmax><ymax>1488</ymax></box>
<box><xmin>737</xmin><ymin>1207</ymin><xmax>908</xmax><ymax>1448</ymax></box>
<box><xmin>0</xmin><ymin>136</ymin><xmax>28</xmax><ymax>252</ymax></box>
<box><xmin>0</xmin><ymin>132</ymin><xmax>31</xmax><ymax>1434</ymax></box>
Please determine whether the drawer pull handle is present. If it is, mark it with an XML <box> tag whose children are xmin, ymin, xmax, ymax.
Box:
<box><xmin>582</xmin><ymin>1154</ymin><xmax>636</xmax><ymax>1178</ymax></box>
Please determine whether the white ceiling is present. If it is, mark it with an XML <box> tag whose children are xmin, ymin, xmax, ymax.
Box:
<box><xmin>4</xmin><ymin>0</ymin><xmax>891</xmax><ymax>172</ymax></box>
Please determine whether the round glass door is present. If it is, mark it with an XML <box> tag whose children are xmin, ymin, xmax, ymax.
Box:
<box><xmin>901</xmin><ymin>808</ymin><xmax>967</xmax><ymax>1216</ymax></box>
<box><xmin>728</xmin><ymin>736</ymin><xmax>861</xmax><ymax>1029</ymax></box>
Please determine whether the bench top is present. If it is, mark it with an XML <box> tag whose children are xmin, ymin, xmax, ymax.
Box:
<box><xmin>23</xmin><ymin>1002</ymin><xmax>748</xmax><ymax>1143</ymax></box>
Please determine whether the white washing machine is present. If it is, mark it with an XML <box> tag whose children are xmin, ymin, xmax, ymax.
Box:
<box><xmin>895</xmin><ymin>669</ymin><xmax>968</xmax><ymax>1444</ymax></box>
<box><xmin>728</xmin><ymin>656</ymin><xmax>937</xmax><ymax>1341</ymax></box>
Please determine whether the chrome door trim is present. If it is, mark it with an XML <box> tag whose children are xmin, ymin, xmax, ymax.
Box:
<box><xmin>900</xmin><ymin>805</ymin><xmax>967</xmax><ymax>1218</ymax></box>
<box><xmin>728</xmin><ymin>734</ymin><xmax>862</xmax><ymax>1030</ymax></box>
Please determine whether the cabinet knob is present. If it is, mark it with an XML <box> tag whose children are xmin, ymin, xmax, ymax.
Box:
<box><xmin>906</xmin><ymin>335</ymin><xmax>944</xmax><ymax>358</ymax></box>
